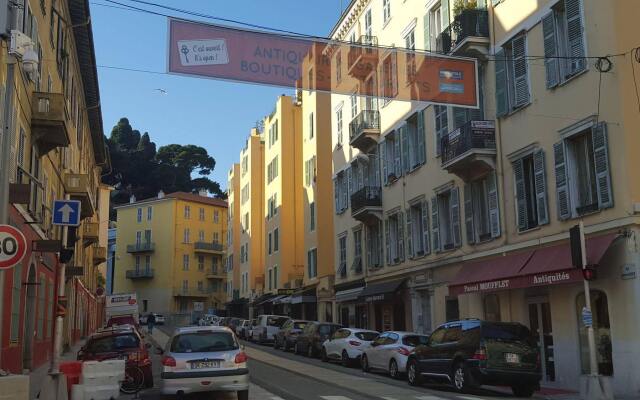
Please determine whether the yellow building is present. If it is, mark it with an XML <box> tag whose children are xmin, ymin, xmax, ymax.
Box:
<box><xmin>225</xmin><ymin>163</ymin><xmax>244</xmax><ymax>314</ymax></box>
<box><xmin>114</xmin><ymin>192</ymin><xmax>227</xmax><ymax>316</ymax></box>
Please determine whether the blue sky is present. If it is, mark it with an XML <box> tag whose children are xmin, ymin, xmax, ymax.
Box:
<box><xmin>90</xmin><ymin>1</ymin><xmax>343</xmax><ymax>190</ymax></box>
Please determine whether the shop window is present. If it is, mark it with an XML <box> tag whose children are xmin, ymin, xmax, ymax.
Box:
<box><xmin>484</xmin><ymin>294</ymin><xmax>501</xmax><ymax>322</ymax></box>
<box><xmin>576</xmin><ymin>290</ymin><xmax>613</xmax><ymax>376</ymax></box>
<box><xmin>445</xmin><ymin>298</ymin><xmax>459</xmax><ymax>322</ymax></box>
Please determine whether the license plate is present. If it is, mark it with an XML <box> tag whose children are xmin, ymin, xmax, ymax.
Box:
<box><xmin>505</xmin><ymin>353</ymin><xmax>520</xmax><ymax>363</ymax></box>
<box><xmin>191</xmin><ymin>360</ymin><xmax>220</xmax><ymax>369</ymax></box>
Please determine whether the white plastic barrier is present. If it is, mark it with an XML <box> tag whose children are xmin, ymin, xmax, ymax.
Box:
<box><xmin>0</xmin><ymin>375</ymin><xmax>29</xmax><ymax>400</ymax></box>
<box><xmin>72</xmin><ymin>359</ymin><xmax>125</xmax><ymax>400</ymax></box>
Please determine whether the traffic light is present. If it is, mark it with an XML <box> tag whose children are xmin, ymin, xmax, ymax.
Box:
<box><xmin>569</xmin><ymin>225</ymin><xmax>583</xmax><ymax>268</ymax></box>
<box><xmin>582</xmin><ymin>265</ymin><xmax>597</xmax><ymax>281</ymax></box>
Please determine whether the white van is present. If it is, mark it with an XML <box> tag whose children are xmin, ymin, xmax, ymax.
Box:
<box><xmin>250</xmin><ymin>315</ymin><xmax>289</xmax><ymax>344</ymax></box>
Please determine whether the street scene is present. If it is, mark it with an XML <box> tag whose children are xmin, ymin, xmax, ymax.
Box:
<box><xmin>0</xmin><ymin>0</ymin><xmax>639</xmax><ymax>399</ymax></box>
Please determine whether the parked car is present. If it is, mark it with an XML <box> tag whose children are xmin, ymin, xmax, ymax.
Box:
<box><xmin>406</xmin><ymin>319</ymin><xmax>541</xmax><ymax>396</ymax></box>
<box><xmin>78</xmin><ymin>326</ymin><xmax>153</xmax><ymax>390</ymax></box>
<box><xmin>250</xmin><ymin>315</ymin><xmax>289</xmax><ymax>344</ymax></box>
<box><xmin>246</xmin><ymin>319</ymin><xmax>258</xmax><ymax>341</ymax></box>
<box><xmin>219</xmin><ymin>317</ymin><xmax>232</xmax><ymax>327</ymax></box>
<box><xmin>274</xmin><ymin>319</ymin><xmax>310</xmax><ymax>351</ymax></box>
<box><xmin>199</xmin><ymin>314</ymin><xmax>221</xmax><ymax>326</ymax></box>
<box><xmin>361</xmin><ymin>331</ymin><xmax>429</xmax><ymax>379</ymax></box>
<box><xmin>294</xmin><ymin>322</ymin><xmax>343</xmax><ymax>358</ymax></box>
<box><xmin>322</xmin><ymin>328</ymin><xmax>379</xmax><ymax>366</ymax></box>
<box><xmin>228</xmin><ymin>318</ymin><xmax>242</xmax><ymax>333</ymax></box>
<box><xmin>237</xmin><ymin>320</ymin><xmax>251</xmax><ymax>339</ymax></box>
<box><xmin>160</xmin><ymin>326</ymin><xmax>249</xmax><ymax>400</ymax></box>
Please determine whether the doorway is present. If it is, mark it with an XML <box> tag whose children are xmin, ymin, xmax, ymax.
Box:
<box><xmin>528</xmin><ymin>299</ymin><xmax>555</xmax><ymax>382</ymax></box>
<box><xmin>22</xmin><ymin>264</ymin><xmax>37</xmax><ymax>371</ymax></box>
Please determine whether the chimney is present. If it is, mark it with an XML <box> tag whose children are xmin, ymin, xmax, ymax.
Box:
<box><xmin>158</xmin><ymin>190</ymin><xmax>165</xmax><ymax>199</ymax></box>
<box><xmin>199</xmin><ymin>189</ymin><xmax>208</xmax><ymax>197</ymax></box>
<box><xmin>129</xmin><ymin>194</ymin><xmax>136</xmax><ymax>204</ymax></box>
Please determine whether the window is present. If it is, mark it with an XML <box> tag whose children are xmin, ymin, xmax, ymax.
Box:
<box><xmin>147</xmin><ymin>206</ymin><xmax>152</xmax><ymax>221</ymax></box>
<box><xmin>554</xmin><ymin>122</ymin><xmax>612</xmax><ymax>219</ymax></box>
<box><xmin>366</xmin><ymin>221</ymin><xmax>383</xmax><ymax>269</ymax></box>
<box><xmin>335</xmin><ymin>51</ymin><xmax>342</xmax><ymax>83</ymax></box>
<box><xmin>403</xmin><ymin>111</ymin><xmax>426</xmax><ymax>171</ymax></box>
<box><xmin>268</xmin><ymin>121</ymin><xmax>279</xmax><ymax>147</ymax></box>
<box><xmin>434</xmin><ymin>105</ymin><xmax>449</xmax><ymax>156</ymax></box>
<box><xmin>199</xmin><ymin>208</ymin><xmax>205</xmax><ymax>221</ymax></box>
<box><xmin>241</xmin><ymin>184</ymin><xmax>250</xmax><ymax>204</ymax></box>
<box><xmin>184</xmin><ymin>205</ymin><xmax>191</xmax><ymax>219</ymax></box>
<box><xmin>267</xmin><ymin>156</ymin><xmax>279</xmax><ymax>183</ymax></box>
<box><xmin>136</xmin><ymin>208</ymin><xmax>142</xmax><ymax>222</ymax></box>
<box><xmin>383</xmin><ymin>0</ymin><xmax>391</xmax><ymax>24</ymax></box>
<box><xmin>273</xmin><ymin>228</ymin><xmax>279</xmax><ymax>252</ymax></box>
<box><xmin>183</xmin><ymin>228</ymin><xmax>190</xmax><ymax>243</ymax></box>
<box><xmin>333</xmin><ymin>170</ymin><xmax>349</xmax><ymax>214</ymax></box>
<box><xmin>427</xmin><ymin>2</ymin><xmax>444</xmax><ymax>51</ymax></box>
<box><xmin>268</xmin><ymin>193</ymin><xmax>278</xmax><ymax>219</ymax></box>
<box><xmin>576</xmin><ymin>290</ymin><xmax>612</xmax><ymax>375</ymax></box>
<box><xmin>268</xmin><ymin>232</ymin><xmax>272</xmax><ymax>255</ymax></box>
<box><xmin>305</xmin><ymin>156</ymin><xmax>317</xmax><ymax>186</ymax></box>
<box><xmin>513</xmin><ymin>150</ymin><xmax>549</xmax><ymax>231</ymax></box>
<box><xmin>136</xmin><ymin>231</ymin><xmax>142</xmax><ymax>245</ymax></box>
<box><xmin>309</xmin><ymin>202</ymin><xmax>315</xmax><ymax>231</ymax></box>
<box><xmin>495</xmin><ymin>34</ymin><xmax>530</xmax><ymax>116</ymax></box>
<box><xmin>542</xmin><ymin>0</ymin><xmax>586</xmax><ymax>89</ymax></box>
<box><xmin>364</xmin><ymin>8</ymin><xmax>372</xmax><ymax>37</ymax></box>
<box><xmin>243</xmin><ymin>213</ymin><xmax>249</xmax><ymax>233</ymax></box>
<box><xmin>144</xmin><ymin>229</ymin><xmax>151</xmax><ymax>244</ymax></box>
<box><xmin>182</xmin><ymin>280</ymin><xmax>188</xmax><ymax>292</ymax></box>
<box><xmin>432</xmin><ymin>187</ymin><xmax>461</xmax><ymax>251</ymax></box>
<box><xmin>381</xmin><ymin>131</ymin><xmax>402</xmax><ymax>184</ymax></box>
<box><xmin>197</xmin><ymin>280</ymin><xmax>203</xmax><ymax>292</ymax></box>
<box><xmin>309</xmin><ymin>112</ymin><xmax>314</xmax><ymax>139</ymax></box>
<box><xmin>336</xmin><ymin>107</ymin><xmax>343</xmax><ymax>145</ymax></box>
<box><xmin>407</xmin><ymin>200</ymin><xmax>430</xmax><ymax>258</ymax></box>
<box><xmin>135</xmin><ymin>256</ymin><xmax>141</xmax><ymax>271</ymax></box>
<box><xmin>214</xmin><ymin>210</ymin><xmax>219</xmax><ymax>223</ymax></box>
<box><xmin>198</xmin><ymin>255</ymin><xmax>205</xmax><ymax>271</ymax></box>
<box><xmin>268</xmin><ymin>268</ymin><xmax>273</xmax><ymax>290</ymax></box>
<box><xmin>385</xmin><ymin>211</ymin><xmax>404</xmax><ymax>265</ymax></box>
<box><xmin>183</xmin><ymin>255</ymin><xmax>189</xmax><ymax>271</ymax></box>
<box><xmin>273</xmin><ymin>266</ymin><xmax>278</xmax><ymax>290</ymax></box>
<box><xmin>337</xmin><ymin>235</ymin><xmax>347</xmax><ymax>278</ymax></box>
<box><xmin>464</xmin><ymin>173</ymin><xmax>500</xmax><ymax>244</ymax></box>
<box><xmin>145</xmin><ymin>256</ymin><xmax>150</xmax><ymax>271</ymax></box>
<box><xmin>382</xmin><ymin>52</ymin><xmax>398</xmax><ymax>99</ymax></box>
<box><xmin>198</xmin><ymin>230</ymin><xmax>205</xmax><ymax>241</ymax></box>
<box><xmin>404</xmin><ymin>29</ymin><xmax>416</xmax><ymax>82</ymax></box>
<box><xmin>484</xmin><ymin>294</ymin><xmax>501</xmax><ymax>322</ymax></box>
<box><xmin>352</xmin><ymin>229</ymin><xmax>362</xmax><ymax>273</ymax></box>
<box><xmin>446</xmin><ymin>298</ymin><xmax>460</xmax><ymax>322</ymax></box>
<box><xmin>241</xmin><ymin>155</ymin><xmax>248</xmax><ymax>176</ymax></box>
<box><xmin>350</xmin><ymin>93</ymin><xmax>358</xmax><ymax>119</ymax></box>
<box><xmin>307</xmin><ymin>248</ymin><xmax>317</xmax><ymax>279</ymax></box>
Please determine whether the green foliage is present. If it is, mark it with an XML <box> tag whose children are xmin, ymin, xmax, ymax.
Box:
<box><xmin>453</xmin><ymin>0</ymin><xmax>478</xmax><ymax>16</ymax></box>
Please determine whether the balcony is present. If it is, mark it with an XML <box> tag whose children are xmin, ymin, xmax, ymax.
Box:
<box><xmin>347</xmin><ymin>36</ymin><xmax>379</xmax><ymax>80</ymax></box>
<box><xmin>206</xmin><ymin>267</ymin><xmax>225</xmax><ymax>279</ymax></box>
<box><xmin>349</xmin><ymin>110</ymin><xmax>380</xmax><ymax>152</ymax></box>
<box><xmin>441</xmin><ymin>120</ymin><xmax>496</xmax><ymax>181</ymax></box>
<box><xmin>174</xmin><ymin>288</ymin><xmax>209</xmax><ymax>298</ymax></box>
<box><xmin>351</xmin><ymin>186</ymin><xmax>382</xmax><ymax>224</ymax></box>
<box><xmin>82</xmin><ymin>222</ymin><xmax>99</xmax><ymax>246</ymax></box>
<box><xmin>93</xmin><ymin>246</ymin><xmax>107</xmax><ymax>265</ymax></box>
<box><xmin>437</xmin><ymin>9</ymin><xmax>490</xmax><ymax>58</ymax></box>
<box><xmin>126</xmin><ymin>242</ymin><xmax>155</xmax><ymax>253</ymax></box>
<box><xmin>194</xmin><ymin>241</ymin><xmax>224</xmax><ymax>254</ymax></box>
<box><xmin>31</xmin><ymin>92</ymin><xmax>70</xmax><ymax>156</ymax></box>
<box><xmin>63</xmin><ymin>174</ymin><xmax>95</xmax><ymax>219</ymax></box>
<box><xmin>126</xmin><ymin>268</ymin><xmax>154</xmax><ymax>279</ymax></box>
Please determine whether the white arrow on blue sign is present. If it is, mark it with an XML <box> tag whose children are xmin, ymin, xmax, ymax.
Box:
<box><xmin>52</xmin><ymin>200</ymin><xmax>82</xmax><ymax>226</ymax></box>
<box><xmin>582</xmin><ymin>306</ymin><xmax>593</xmax><ymax>328</ymax></box>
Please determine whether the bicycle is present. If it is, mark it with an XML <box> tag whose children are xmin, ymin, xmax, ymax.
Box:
<box><xmin>120</xmin><ymin>362</ymin><xmax>146</xmax><ymax>394</ymax></box>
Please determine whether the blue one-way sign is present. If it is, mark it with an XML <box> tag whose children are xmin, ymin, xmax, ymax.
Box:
<box><xmin>52</xmin><ymin>200</ymin><xmax>82</xmax><ymax>226</ymax></box>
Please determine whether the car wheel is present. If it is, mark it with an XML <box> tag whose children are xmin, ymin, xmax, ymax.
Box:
<box><xmin>307</xmin><ymin>343</ymin><xmax>315</xmax><ymax>358</ymax></box>
<box><xmin>282</xmin><ymin>340</ymin><xmax>289</xmax><ymax>352</ymax></box>
<box><xmin>451</xmin><ymin>362</ymin><xmax>471</xmax><ymax>393</ymax></box>
<box><xmin>361</xmin><ymin>354</ymin><xmax>370</xmax><ymax>372</ymax></box>
<box><xmin>341</xmin><ymin>350</ymin><xmax>350</xmax><ymax>367</ymax></box>
<box><xmin>389</xmin><ymin>359</ymin><xmax>400</xmax><ymax>379</ymax></box>
<box><xmin>512</xmin><ymin>385</ymin><xmax>536</xmax><ymax>397</ymax></box>
<box><xmin>237</xmin><ymin>389</ymin><xmax>249</xmax><ymax>400</ymax></box>
<box><xmin>273</xmin><ymin>337</ymin><xmax>280</xmax><ymax>350</ymax></box>
<box><xmin>321</xmin><ymin>348</ymin><xmax>328</xmax><ymax>362</ymax></box>
<box><xmin>407</xmin><ymin>359</ymin><xmax>423</xmax><ymax>386</ymax></box>
<box><xmin>294</xmin><ymin>342</ymin><xmax>299</xmax><ymax>355</ymax></box>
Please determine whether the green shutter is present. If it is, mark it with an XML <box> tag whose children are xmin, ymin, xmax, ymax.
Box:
<box><xmin>533</xmin><ymin>149</ymin><xmax>549</xmax><ymax>225</ymax></box>
<box><xmin>400</xmin><ymin>125</ymin><xmax>410</xmax><ymax>173</ymax></box>
<box><xmin>592</xmin><ymin>122</ymin><xmax>613</xmax><ymax>209</ymax></box>
<box><xmin>554</xmin><ymin>141</ymin><xmax>571</xmax><ymax>220</ymax></box>
<box><xmin>464</xmin><ymin>184</ymin><xmax>475</xmax><ymax>244</ymax></box>
<box><xmin>431</xmin><ymin>197</ymin><xmax>440</xmax><ymax>252</ymax></box>
<box><xmin>406</xmin><ymin>209</ymin><xmax>413</xmax><ymax>259</ymax></box>
<box><xmin>442</xmin><ymin>0</ymin><xmax>450</xmax><ymax>28</ymax></box>
<box><xmin>421</xmin><ymin>200</ymin><xmax>430</xmax><ymax>255</ymax></box>
<box><xmin>487</xmin><ymin>172</ymin><xmax>501</xmax><ymax>238</ymax></box>
<box><xmin>513</xmin><ymin>158</ymin><xmax>528</xmax><ymax>231</ymax></box>
<box><xmin>450</xmin><ymin>187</ymin><xmax>461</xmax><ymax>248</ymax></box>
<box><xmin>512</xmin><ymin>35</ymin><xmax>529</xmax><ymax>107</ymax></box>
<box><xmin>417</xmin><ymin>109</ymin><xmax>426</xmax><ymax>164</ymax></box>
<box><xmin>423</xmin><ymin>13</ymin><xmax>431</xmax><ymax>51</ymax></box>
<box><xmin>494</xmin><ymin>49</ymin><xmax>508</xmax><ymax>117</ymax></box>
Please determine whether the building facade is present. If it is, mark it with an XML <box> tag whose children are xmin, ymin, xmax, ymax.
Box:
<box><xmin>113</xmin><ymin>192</ymin><xmax>227</xmax><ymax>317</ymax></box>
<box><xmin>0</xmin><ymin>0</ymin><xmax>109</xmax><ymax>373</ymax></box>
<box><xmin>225</xmin><ymin>163</ymin><xmax>244</xmax><ymax>315</ymax></box>
<box><xmin>329</xmin><ymin>0</ymin><xmax>640</xmax><ymax>395</ymax></box>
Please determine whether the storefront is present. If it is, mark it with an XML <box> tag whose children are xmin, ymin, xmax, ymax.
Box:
<box><xmin>252</xmin><ymin>293</ymin><xmax>278</xmax><ymax>316</ymax></box>
<box><xmin>291</xmin><ymin>287</ymin><xmax>317</xmax><ymax>320</ymax></box>
<box><xmin>225</xmin><ymin>298</ymin><xmax>249</xmax><ymax>318</ymax></box>
<box><xmin>450</xmin><ymin>232</ymin><xmax>639</xmax><ymax>396</ymax></box>
<box><xmin>334</xmin><ymin>279</ymin><xmax>366</xmax><ymax>328</ymax></box>
<box><xmin>316</xmin><ymin>275</ymin><xmax>335</xmax><ymax>323</ymax></box>
<box><xmin>358</xmin><ymin>279</ymin><xmax>407</xmax><ymax>332</ymax></box>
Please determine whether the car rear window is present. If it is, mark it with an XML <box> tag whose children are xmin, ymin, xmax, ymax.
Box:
<box><xmin>482</xmin><ymin>323</ymin><xmax>532</xmax><ymax>342</ymax></box>
<box><xmin>267</xmin><ymin>316</ymin><xmax>288</xmax><ymax>327</ymax></box>
<box><xmin>355</xmin><ymin>332</ymin><xmax>378</xmax><ymax>341</ymax></box>
<box><xmin>171</xmin><ymin>332</ymin><xmax>238</xmax><ymax>353</ymax></box>
<box><xmin>87</xmin><ymin>334</ymin><xmax>139</xmax><ymax>353</ymax></box>
<box><xmin>294</xmin><ymin>322</ymin><xmax>308</xmax><ymax>330</ymax></box>
<box><xmin>402</xmin><ymin>335</ymin><xmax>429</xmax><ymax>347</ymax></box>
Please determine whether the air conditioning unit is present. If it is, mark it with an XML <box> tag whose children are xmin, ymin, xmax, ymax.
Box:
<box><xmin>9</xmin><ymin>29</ymin><xmax>33</xmax><ymax>57</ymax></box>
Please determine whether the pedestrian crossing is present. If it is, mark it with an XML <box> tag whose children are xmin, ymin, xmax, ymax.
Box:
<box><xmin>266</xmin><ymin>392</ymin><xmax>501</xmax><ymax>400</ymax></box>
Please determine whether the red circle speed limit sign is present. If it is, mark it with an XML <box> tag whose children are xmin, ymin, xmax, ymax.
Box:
<box><xmin>0</xmin><ymin>225</ymin><xmax>27</xmax><ymax>270</ymax></box>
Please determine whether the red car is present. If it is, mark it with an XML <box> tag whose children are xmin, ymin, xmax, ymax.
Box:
<box><xmin>78</xmin><ymin>327</ymin><xmax>153</xmax><ymax>390</ymax></box>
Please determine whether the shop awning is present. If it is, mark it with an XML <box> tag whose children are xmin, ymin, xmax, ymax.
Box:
<box><xmin>252</xmin><ymin>293</ymin><xmax>277</xmax><ymax>306</ymax></box>
<box><xmin>449</xmin><ymin>233</ymin><xmax>619</xmax><ymax>296</ymax></box>
<box><xmin>358</xmin><ymin>279</ymin><xmax>405</xmax><ymax>302</ymax></box>
<box><xmin>225</xmin><ymin>298</ymin><xmax>248</xmax><ymax>306</ymax></box>
<box><xmin>291</xmin><ymin>288</ymin><xmax>317</xmax><ymax>304</ymax></box>
<box><xmin>335</xmin><ymin>286</ymin><xmax>364</xmax><ymax>303</ymax></box>
<box><xmin>273</xmin><ymin>296</ymin><xmax>291</xmax><ymax>305</ymax></box>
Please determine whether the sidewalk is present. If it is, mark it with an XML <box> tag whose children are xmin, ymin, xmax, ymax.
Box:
<box><xmin>29</xmin><ymin>340</ymin><xmax>85</xmax><ymax>400</ymax></box>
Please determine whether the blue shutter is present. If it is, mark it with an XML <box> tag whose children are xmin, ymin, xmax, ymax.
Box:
<box><xmin>451</xmin><ymin>187</ymin><xmax>461</xmax><ymax>248</ymax></box>
<box><xmin>542</xmin><ymin>11</ymin><xmax>560</xmax><ymax>88</ymax></box>
<box><xmin>400</xmin><ymin>126</ymin><xmax>409</xmax><ymax>173</ymax></box>
<box><xmin>423</xmin><ymin>12</ymin><xmax>431</xmax><ymax>52</ymax></box>
<box><xmin>380</xmin><ymin>141</ymin><xmax>388</xmax><ymax>185</ymax></box>
<box><xmin>394</xmin><ymin>134</ymin><xmax>402</xmax><ymax>177</ymax></box>
<box><xmin>487</xmin><ymin>172</ymin><xmax>501</xmax><ymax>238</ymax></box>
<box><xmin>406</xmin><ymin>208</ymin><xmax>413</xmax><ymax>259</ymax></box>
<box><xmin>421</xmin><ymin>200</ymin><xmax>430</xmax><ymax>255</ymax></box>
<box><xmin>385</xmin><ymin>218</ymin><xmax>391</xmax><ymax>265</ymax></box>
<box><xmin>511</xmin><ymin>35</ymin><xmax>529</xmax><ymax>107</ymax></box>
<box><xmin>431</xmin><ymin>197</ymin><xmax>439</xmax><ymax>252</ymax></box>
<box><xmin>565</xmin><ymin>0</ymin><xmax>586</xmax><ymax>75</ymax></box>
<box><xmin>533</xmin><ymin>149</ymin><xmax>549</xmax><ymax>225</ymax></box>
<box><xmin>495</xmin><ymin>49</ymin><xmax>508</xmax><ymax>117</ymax></box>
<box><xmin>513</xmin><ymin>158</ymin><xmax>528</xmax><ymax>230</ymax></box>
<box><xmin>554</xmin><ymin>141</ymin><xmax>571</xmax><ymax>220</ymax></box>
<box><xmin>464</xmin><ymin>184</ymin><xmax>475</xmax><ymax>244</ymax></box>
<box><xmin>592</xmin><ymin>122</ymin><xmax>613</xmax><ymax>209</ymax></box>
<box><xmin>398</xmin><ymin>212</ymin><xmax>405</xmax><ymax>262</ymax></box>
<box><xmin>441</xmin><ymin>0</ymin><xmax>450</xmax><ymax>28</ymax></box>
<box><xmin>417</xmin><ymin>109</ymin><xmax>426</xmax><ymax>164</ymax></box>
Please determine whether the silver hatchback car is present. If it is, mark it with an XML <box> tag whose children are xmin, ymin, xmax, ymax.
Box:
<box><xmin>160</xmin><ymin>326</ymin><xmax>249</xmax><ymax>399</ymax></box>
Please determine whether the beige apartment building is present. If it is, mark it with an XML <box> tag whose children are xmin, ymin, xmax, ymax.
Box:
<box><xmin>330</xmin><ymin>0</ymin><xmax>640</xmax><ymax>395</ymax></box>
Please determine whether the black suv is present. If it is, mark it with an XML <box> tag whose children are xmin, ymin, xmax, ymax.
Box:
<box><xmin>406</xmin><ymin>319</ymin><xmax>541</xmax><ymax>397</ymax></box>
<box><xmin>294</xmin><ymin>322</ymin><xmax>342</xmax><ymax>358</ymax></box>
<box><xmin>274</xmin><ymin>319</ymin><xmax>310</xmax><ymax>351</ymax></box>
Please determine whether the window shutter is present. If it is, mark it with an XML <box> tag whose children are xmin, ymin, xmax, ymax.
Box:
<box><xmin>421</xmin><ymin>200</ymin><xmax>430</xmax><ymax>255</ymax></box>
<box><xmin>417</xmin><ymin>109</ymin><xmax>426</xmax><ymax>164</ymax></box>
<box><xmin>385</xmin><ymin>218</ymin><xmax>391</xmax><ymax>265</ymax></box>
<box><xmin>380</xmin><ymin>141</ymin><xmax>388</xmax><ymax>185</ymax></box>
<box><xmin>398</xmin><ymin>212</ymin><xmax>405</xmax><ymax>262</ymax></box>
<box><xmin>453</xmin><ymin>107</ymin><xmax>468</xmax><ymax>129</ymax></box>
<box><xmin>366</xmin><ymin>228</ymin><xmax>372</xmax><ymax>268</ymax></box>
<box><xmin>423</xmin><ymin>13</ymin><xmax>430</xmax><ymax>51</ymax></box>
<box><xmin>592</xmin><ymin>122</ymin><xmax>613</xmax><ymax>209</ymax></box>
<box><xmin>393</xmin><ymin>135</ymin><xmax>402</xmax><ymax>177</ymax></box>
<box><xmin>333</xmin><ymin>178</ymin><xmax>339</xmax><ymax>212</ymax></box>
<box><xmin>511</xmin><ymin>35</ymin><xmax>529</xmax><ymax>107</ymax></box>
<box><xmin>487</xmin><ymin>172</ymin><xmax>501</xmax><ymax>238</ymax></box>
<box><xmin>542</xmin><ymin>11</ymin><xmax>560</xmax><ymax>88</ymax></box>
<box><xmin>441</xmin><ymin>0</ymin><xmax>450</xmax><ymax>29</ymax></box>
<box><xmin>431</xmin><ymin>197</ymin><xmax>440</xmax><ymax>252</ymax></box>
<box><xmin>406</xmin><ymin>209</ymin><xmax>413</xmax><ymax>259</ymax></box>
<box><xmin>348</xmin><ymin>166</ymin><xmax>354</xmax><ymax>197</ymax></box>
<box><xmin>565</xmin><ymin>0</ymin><xmax>586</xmax><ymax>75</ymax></box>
<box><xmin>554</xmin><ymin>141</ymin><xmax>571</xmax><ymax>220</ymax></box>
<box><xmin>343</xmin><ymin>172</ymin><xmax>349</xmax><ymax>210</ymax></box>
<box><xmin>464</xmin><ymin>184</ymin><xmax>475</xmax><ymax>244</ymax></box>
<box><xmin>400</xmin><ymin>126</ymin><xmax>409</xmax><ymax>173</ymax></box>
<box><xmin>513</xmin><ymin>158</ymin><xmax>528</xmax><ymax>231</ymax></box>
<box><xmin>494</xmin><ymin>49</ymin><xmax>508</xmax><ymax>117</ymax></box>
<box><xmin>533</xmin><ymin>149</ymin><xmax>550</xmax><ymax>225</ymax></box>
<box><xmin>450</xmin><ymin>187</ymin><xmax>461</xmax><ymax>247</ymax></box>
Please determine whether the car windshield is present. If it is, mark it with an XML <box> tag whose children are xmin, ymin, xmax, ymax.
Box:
<box><xmin>170</xmin><ymin>331</ymin><xmax>238</xmax><ymax>353</ymax></box>
<box><xmin>293</xmin><ymin>322</ymin><xmax>308</xmax><ymax>330</ymax></box>
<box><xmin>267</xmin><ymin>316</ymin><xmax>289</xmax><ymax>327</ymax></box>
<box><xmin>482</xmin><ymin>323</ymin><xmax>532</xmax><ymax>343</ymax></box>
<box><xmin>402</xmin><ymin>335</ymin><xmax>429</xmax><ymax>347</ymax></box>
<box><xmin>86</xmin><ymin>334</ymin><xmax>139</xmax><ymax>353</ymax></box>
<box><xmin>355</xmin><ymin>332</ymin><xmax>379</xmax><ymax>341</ymax></box>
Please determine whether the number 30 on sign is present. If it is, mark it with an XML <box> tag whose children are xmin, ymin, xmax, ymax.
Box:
<box><xmin>0</xmin><ymin>225</ymin><xmax>27</xmax><ymax>270</ymax></box>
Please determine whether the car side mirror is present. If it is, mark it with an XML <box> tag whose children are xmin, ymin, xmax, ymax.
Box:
<box><xmin>155</xmin><ymin>347</ymin><xmax>164</xmax><ymax>355</ymax></box>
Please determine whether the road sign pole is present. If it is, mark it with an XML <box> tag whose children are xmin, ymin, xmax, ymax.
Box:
<box><xmin>50</xmin><ymin>198</ymin><xmax>70</xmax><ymax>375</ymax></box>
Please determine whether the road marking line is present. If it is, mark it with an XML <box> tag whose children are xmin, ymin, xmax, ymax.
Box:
<box><xmin>320</xmin><ymin>397</ymin><xmax>353</xmax><ymax>400</ymax></box>
<box><xmin>415</xmin><ymin>396</ymin><xmax>447</xmax><ymax>400</ymax></box>
<box><xmin>269</xmin><ymin>397</ymin><xmax>286</xmax><ymax>400</ymax></box>
<box><xmin>457</xmin><ymin>396</ymin><xmax>487</xmax><ymax>400</ymax></box>
<box><xmin>381</xmin><ymin>397</ymin><xmax>398</xmax><ymax>400</ymax></box>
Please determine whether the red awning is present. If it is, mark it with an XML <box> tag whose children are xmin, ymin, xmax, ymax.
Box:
<box><xmin>449</xmin><ymin>233</ymin><xmax>619</xmax><ymax>296</ymax></box>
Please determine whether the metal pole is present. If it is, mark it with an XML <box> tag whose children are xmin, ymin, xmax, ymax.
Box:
<box><xmin>579</xmin><ymin>221</ymin><xmax>598</xmax><ymax>376</ymax></box>
<box><xmin>50</xmin><ymin>195</ymin><xmax>69</xmax><ymax>374</ymax></box>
